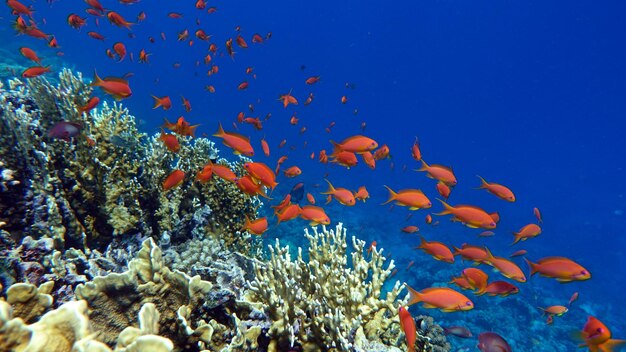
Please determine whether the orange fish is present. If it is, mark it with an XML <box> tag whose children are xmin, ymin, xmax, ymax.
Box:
<box><xmin>252</xmin><ymin>33</ymin><xmax>264</xmax><ymax>43</ymax></box>
<box><xmin>244</xmin><ymin>162</ymin><xmax>278</xmax><ymax>190</ymax></box>
<box><xmin>425</xmin><ymin>214</ymin><xmax>433</xmax><ymax>224</ymax></box>
<box><xmin>260</xmin><ymin>138</ymin><xmax>270</xmax><ymax>156</ymax></box>
<box><xmin>181</xmin><ymin>96</ymin><xmax>192</xmax><ymax>112</ymax></box>
<box><xmin>449</xmin><ymin>276</ymin><xmax>474</xmax><ymax>290</ymax></box>
<box><xmin>235</xmin><ymin>34</ymin><xmax>248</xmax><ymax>48</ymax></box>
<box><xmin>416</xmin><ymin>236</ymin><xmax>454</xmax><ymax>263</ymax></box>
<box><xmin>67</xmin><ymin>14</ymin><xmax>87</xmax><ymax>29</ymax></box>
<box><xmin>354</xmin><ymin>186</ymin><xmax>369</xmax><ymax>202</ymax></box>
<box><xmin>236</xmin><ymin>175</ymin><xmax>270</xmax><ymax>198</ymax></box>
<box><xmin>238</xmin><ymin>81</ymin><xmax>249</xmax><ymax>90</ymax></box>
<box><xmin>436</xmin><ymin>200</ymin><xmax>496</xmax><ymax>229</ymax></box>
<box><xmin>196</xmin><ymin>164</ymin><xmax>213</xmax><ymax>183</ymax></box>
<box><xmin>399</xmin><ymin>307</ymin><xmax>416</xmax><ymax>352</ymax></box>
<box><xmin>279</xmin><ymin>90</ymin><xmax>298</xmax><ymax>108</ymax></box>
<box><xmin>306</xmin><ymin>193</ymin><xmax>316</xmax><ymax>204</ymax></box>
<box><xmin>163</xmin><ymin>170</ymin><xmax>185</xmax><ymax>191</ymax></box>
<box><xmin>241</xmin><ymin>216</ymin><xmax>268</xmax><ymax>235</ymax></box>
<box><xmin>525</xmin><ymin>256</ymin><xmax>591</xmax><ymax>282</ymax></box>
<box><xmin>283</xmin><ymin>166</ymin><xmax>302</xmax><ymax>178</ymax></box>
<box><xmin>382</xmin><ymin>186</ymin><xmax>432</xmax><ymax>210</ymax></box>
<box><xmin>22</xmin><ymin>66</ymin><xmax>51</xmax><ymax>78</ymax></box>
<box><xmin>411</xmin><ymin>137</ymin><xmax>422</xmax><ymax>161</ymax></box>
<box><xmin>477</xmin><ymin>175</ymin><xmax>516</xmax><ymax>202</ymax></box>
<box><xmin>479</xmin><ymin>281</ymin><xmax>519</xmax><ymax>297</ymax></box>
<box><xmin>7</xmin><ymin>0</ymin><xmax>33</xmax><ymax>17</ymax></box>
<box><xmin>85</xmin><ymin>0</ymin><xmax>105</xmax><ymax>13</ymax></box>
<box><xmin>510</xmin><ymin>249</ymin><xmax>527</xmax><ymax>257</ymax></box>
<box><xmin>373</xmin><ymin>144</ymin><xmax>390</xmax><ymax>160</ymax></box>
<box><xmin>213</xmin><ymin>123</ymin><xmax>254</xmax><ymax>156</ymax></box>
<box><xmin>406</xmin><ymin>285</ymin><xmax>474</xmax><ymax>312</ymax></box>
<box><xmin>300</xmin><ymin>205</ymin><xmax>330</xmax><ymax>225</ymax></box>
<box><xmin>484</xmin><ymin>248</ymin><xmax>526</xmax><ymax>282</ymax></box>
<box><xmin>321</xmin><ymin>179</ymin><xmax>355</xmax><ymax>206</ymax></box>
<box><xmin>418</xmin><ymin>160</ymin><xmax>457</xmax><ymax>186</ymax></box>
<box><xmin>152</xmin><ymin>95</ymin><xmax>172</xmax><ymax>110</ymax></box>
<box><xmin>534</xmin><ymin>207</ymin><xmax>543</xmax><ymax>223</ymax></box>
<box><xmin>318</xmin><ymin>150</ymin><xmax>328</xmax><ymax>164</ymax></box>
<box><xmin>341</xmin><ymin>95</ymin><xmax>348</xmax><ymax>104</ymax></box>
<box><xmin>113</xmin><ymin>42</ymin><xmax>126</xmax><ymax>62</ymax></box>
<box><xmin>453</xmin><ymin>244</ymin><xmax>489</xmax><ymax>263</ymax></box>
<box><xmin>512</xmin><ymin>223</ymin><xmax>541</xmax><ymax>245</ymax></box>
<box><xmin>539</xmin><ymin>305</ymin><xmax>568</xmax><ymax>317</ymax></box>
<box><xmin>276</xmin><ymin>203</ymin><xmax>301</xmax><ymax>224</ymax></box>
<box><xmin>402</xmin><ymin>226</ymin><xmax>419</xmax><ymax>234</ymax></box>
<box><xmin>107</xmin><ymin>11</ymin><xmax>133</xmax><ymax>29</ymax></box>
<box><xmin>361</xmin><ymin>151</ymin><xmax>376</xmax><ymax>169</ymax></box>
<box><xmin>19</xmin><ymin>47</ymin><xmax>41</xmax><ymax>65</ymax></box>
<box><xmin>205</xmin><ymin>85</ymin><xmax>215</xmax><ymax>93</ymax></box>
<box><xmin>305</xmin><ymin>76</ymin><xmax>320</xmax><ymax>85</ymax></box>
<box><xmin>577</xmin><ymin>316</ymin><xmax>625</xmax><ymax>351</ymax></box>
<box><xmin>330</xmin><ymin>150</ymin><xmax>358</xmax><ymax>168</ymax></box>
<box><xmin>168</xmin><ymin>12</ymin><xmax>183</xmax><ymax>18</ymax></box>
<box><xmin>138</xmin><ymin>49</ymin><xmax>150</xmax><ymax>63</ymax></box>
<box><xmin>159</xmin><ymin>129</ymin><xmax>180</xmax><ymax>152</ymax></box>
<box><xmin>208</xmin><ymin>162</ymin><xmax>236</xmax><ymax>183</ymax></box>
<box><xmin>569</xmin><ymin>292</ymin><xmax>579</xmax><ymax>306</ymax></box>
<box><xmin>163</xmin><ymin>117</ymin><xmax>199</xmax><ymax>137</ymax></box>
<box><xmin>462</xmin><ymin>268</ymin><xmax>489</xmax><ymax>294</ymax></box>
<box><xmin>290</xmin><ymin>114</ymin><xmax>298</xmax><ymax>125</ymax></box>
<box><xmin>90</xmin><ymin>71</ymin><xmax>132</xmax><ymax>100</ymax></box>
<box><xmin>331</xmin><ymin>135</ymin><xmax>378</xmax><ymax>154</ymax></box>
<box><xmin>78</xmin><ymin>96</ymin><xmax>100</xmax><ymax>115</ymax></box>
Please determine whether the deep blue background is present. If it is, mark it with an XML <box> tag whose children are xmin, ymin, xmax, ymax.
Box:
<box><xmin>3</xmin><ymin>0</ymin><xmax>625</xmax><ymax>349</ymax></box>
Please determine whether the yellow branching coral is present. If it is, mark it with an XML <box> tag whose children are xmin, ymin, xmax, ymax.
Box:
<box><xmin>249</xmin><ymin>223</ymin><xmax>406</xmax><ymax>351</ymax></box>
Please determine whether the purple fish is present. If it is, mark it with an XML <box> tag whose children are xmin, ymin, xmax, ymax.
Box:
<box><xmin>443</xmin><ymin>326</ymin><xmax>472</xmax><ymax>338</ymax></box>
<box><xmin>48</xmin><ymin>121</ymin><xmax>81</xmax><ymax>141</ymax></box>
<box><xmin>478</xmin><ymin>332</ymin><xmax>512</xmax><ymax>352</ymax></box>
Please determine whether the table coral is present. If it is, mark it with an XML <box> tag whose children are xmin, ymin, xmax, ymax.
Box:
<box><xmin>248</xmin><ymin>223</ymin><xmax>436</xmax><ymax>351</ymax></box>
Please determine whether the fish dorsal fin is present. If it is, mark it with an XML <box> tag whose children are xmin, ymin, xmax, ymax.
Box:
<box><xmin>103</xmin><ymin>76</ymin><xmax>129</xmax><ymax>84</ymax></box>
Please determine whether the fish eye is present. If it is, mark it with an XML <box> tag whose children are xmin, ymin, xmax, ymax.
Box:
<box><xmin>490</xmin><ymin>222</ymin><xmax>496</xmax><ymax>227</ymax></box>
<box><xmin>466</xmin><ymin>301</ymin><xmax>472</xmax><ymax>306</ymax></box>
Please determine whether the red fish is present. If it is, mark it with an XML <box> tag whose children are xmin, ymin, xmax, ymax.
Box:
<box><xmin>90</xmin><ymin>71</ymin><xmax>132</xmax><ymax>100</ymax></box>
<box><xmin>399</xmin><ymin>307</ymin><xmax>416</xmax><ymax>352</ymax></box>
<box><xmin>78</xmin><ymin>96</ymin><xmax>100</xmax><ymax>115</ymax></box>
<box><xmin>576</xmin><ymin>317</ymin><xmax>624</xmax><ymax>352</ymax></box>
<box><xmin>107</xmin><ymin>11</ymin><xmax>133</xmax><ymax>29</ymax></box>
<box><xmin>416</xmin><ymin>236</ymin><xmax>454</xmax><ymax>263</ymax></box>
<box><xmin>22</xmin><ymin>66</ymin><xmax>51</xmax><ymax>78</ymax></box>
<box><xmin>382</xmin><ymin>186</ymin><xmax>431</xmax><ymax>210</ymax></box>
<box><xmin>436</xmin><ymin>200</ymin><xmax>496</xmax><ymax>229</ymax></box>
<box><xmin>67</xmin><ymin>14</ymin><xmax>87</xmax><ymax>29</ymax></box>
<box><xmin>479</xmin><ymin>281</ymin><xmax>519</xmax><ymax>297</ymax></box>
<box><xmin>525</xmin><ymin>256</ymin><xmax>591</xmax><ymax>282</ymax></box>
<box><xmin>331</xmin><ymin>135</ymin><xmax>378</xmax><ymax>154</ymax></box>
<box><xmin>283</xmin><ymin>166</ymin><xmax>302</xmax><ymax>178</ymax></box>
<box><xmin>477</xmin><ymin>332</ymin><xmax>512</xmax><ymax>352</ymax></box>
<box><xmin>512</xmin><ymin>223</ymin><xmax>541</xmax><ymax>244</ymax></box>
<box><xmin>159</xmin><ymin>129</ymin><xmax>180</xmax><ymax>152</ymax></box>
<box><xmin>241</xmin><ymin>216</ymin><xmax>268</xmax><ymax>235</ymax></box>
<box><xmin>533</xmin><ymin>207</ymin><xmax>543</xmax><ymax>223</ymax></box>
<box><xmin>299</xmin><ymin>205</ymin><xmax>330</xmax><ymax>225</ymax></box>
<box><xmin>213</xmin><ymin>123</ymin><xmax>254</xmax><ymax>156</ymax></box>
<box><xmin>163</xmin><ymin>170</ymin><xmax>185</xmax><ymax>190</ymax></box>
<box><xmin>279</xmin><ymin>90</ymin><xmax>298</xmax><ymax>108</ymax></box>
<box><xmin>418</xmin><ymin>160</ymin><xmax>457</xmax><ymax>186</ymax></box>
<box><xmin>305</xmin><ymin>76</ymin><xmax>320</xmax><ymax>85</ymax></box>
<box><xmin>406</xmin><ymin>286</ymin><xmax>474</xmax><ymax>312</ymax></box>
<box><xmin>113</xmin><ymin>42</ymin><xmax>126</xmax><ymax>61</ymax></box>
<box><xmin>476</xmin><ymin>175</ymin><xmax>516</xmax><ymax>202</ymax></box>
<box><xmin>321</xmin><ymin>179</ymin><xmax>355</xmax><ymax>206</ymax></box>
<box><xmin>411</xmin><ymin>137</ymin><xmax>422</xmax><ymax>161</ymax></box>
<box><xmin>152</xmin><ymin>95</ymin><xmax>172</xmax><ymax>110</ymax></box>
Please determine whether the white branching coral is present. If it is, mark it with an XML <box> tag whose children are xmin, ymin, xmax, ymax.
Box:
<box><xmin>249</xmin><ymin>223</ymin><xmax>405</xmax><ymax>352</ymax></box>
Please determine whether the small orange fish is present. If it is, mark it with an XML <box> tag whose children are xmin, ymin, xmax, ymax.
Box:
<box><xmin>196</xmin><ymin>164</ymin><xmax>213</xmax><ymax>183</ymax></box>
<box><xmin>406</xmin><ymin>285</ymin><xmax>474</xmax><ymax>312</ymax></box>
<box><xmin>252</xmin><ymin>33</ymin><xmax>264</xmax><ymax>43</ymax></box>
<box><xmin>462</xmin><ymin>267</ymin><xmax>489</xmax><ymax>294</ymax></box>
<box><xmin>205</xmin><ymin>85</ymin><xmax>215</xmax><ymax>93</ymax></box>
<box><xmin>510</xmin><ymin>249</ymin><xmax>527</xmax><ymax>258</ymax></box>
<box><xmin>67</xmin><ymin>14</ymin><xmax>87</xmax><ymax>29</ymax></box>
<box><xmin>305</xmin><ymin>76</ymin><xmax>320</xmax><ymax>85</ymax></box>
<box><xmin>163</xmin><ymin>170</ymin><xmax>185</xmax><ymax>190</ymax></box>
<box><xmin>425</xmin><ymin>214</ymin><xmax>433</xmax><ymax>224</ymax></box>
<box><xmin>22</xmin><ymin>66</ymin><xmax>51</xmax><ymax>78</ymax></box>
<box><xmin>512</xmin><ymin>224</ymin><xmax>541</xmax><ymax>245</ymax></box>
<box><xmin>306</xmin><ymin>193</ymin><xmax>316</xmax><ymax>204</ymax></box>
<box><xmin>525</xmin><ymin>256</ymin><xmax>591</xmax><ymax>282</ymax></box>
<box><xmin>113</xmin><ymin>42</ymin><xmax>126</xmax><ymax>62</ymax></box>
<box><xmin>244</xmin><ymin>162</ymin><xmax>278</xmax><ymax>190</ymax></box>
<box><xmin>436</xmin><ymin>200</ymin><xmax>496</xmax><ymax>229</ymax></box>
<box><xmin>533</xmin><ymin>207</ymin><xmax>543</xmax><ymax>223</ymax></box>
<box><xmin>569</xmin><ymin>292</ymin><xmax>579</xmax><ymax>306</ymax></box>
<box><xmin>484</xmin><ymin>248</ymin><xmax>527</xmax><ymax>282</ymax></box>
<box><xmin>479</xmin><ymin>281</ymin><xmax>519</xmax><ymax>297</ymax></box>
<box><xmin>238</xmin><ymin>81</ymin><xmax>249</xmax><ymax>90</ymax></box>
<box><xmin>163</xmin><ymin>117</ymin><xmax>199</xmax><ymax>137</ymax></box>
<box><xmin>373</xmin><ymin>144</ymin><xmax>390</xmax><ymax>160</ymax></box>
<box><xmin>168</xmin><ymin>12</ymin><xmax>183</xmax><ymax>18</ymax></box>
<box><xmin>361</xmin><ymin>151</ymin><xmax>376</xmax><ymax>169</ymax></box>
<box><xmin>300</xmin><ymin>205</ymin><xmax>330</xmax><ymax>225</ymax></box>
<box><xmin>399</xmin><ymin>307</ymin><xmax>416</xmax><ymax>352</ymax></box>
<box><xmin>290</xmin><ymin>113</ymin><xmax>299</xmax><ymax>125</ymax></box>
<box><xmin>382</xmin><ymin>186</ymin><xmax>432</xmax><ymax>210</ymax></box>
<box><xmin>159</xmin><ymin>129</ymin><xmax>180</xmax><ymax>152</ymax></box>
<box><xmin>241</xmin><ymin>216</ymin><xmax>268</xmax><ymax>235</ymax></box>
<box><xmin>107</xmin><ymin>11</ymin><xmax>133</xmax><ymax>29</ymax></box>
<box><xmin>411</xmin><ymin>137</ymin><xmax>422</xmax><ymax>161</ymax></box>
<box><xmin>318</xmin><ymin>150</ymin><xmax>328</xmax><ymax>164</ymax></box>
<box><xmin>279</xmin><ymin>90</ymin><xmax>298</xmax><ymax>108</ymax></box>
<box><xmin>138</xmin><ymin>49</ymin><xmax>150</xmax><ymax>63</ymax></box>
<box><xmin>416</xmin><ymin>236</ymin><xmax>454</xmax><ymax>263</ymax></box>
<box><xmin>341</xmin><ymin>95</ymin><xmax>348</xmax><ymax>104</ymax></box>
<box><xmin>181</xmin><ymin>96</ymin><xmax>192</xmax><ymax>112</ymax></box>
<box><xmin>213</xmin><ymin>123</ymin><xmax>254</xmax><ymax>156</ymax></box>
<box><xmin>321</xmin><ymin>179</ymin><xmax>355</xmax><ymax>206</ymax></box>
<box><xmin>152</xmin><ymin>95</ymin><xmax>172</xmax><ymax>110</ymax></box>
<box><xmin>539</xmin><ymin>305</ymin><xmax>568</xmax><ymax>317</ymax></box>
<box><xmin>235</xmin><ymin>34</ymin><xmax>248</xmax><ymax>48</ymax></box>
<box><xmin>276</xmin><ymin>203</ymin><xmax>301</xmax><ymax>224</ymax></box>
<box><xmin>354</xmin><ymin>186</ymin><xmax>369</xmax><ymax>202</ymax></box>
<box><xmin>261</xmin><ymin>138</ymin><xmax>270</xmax><ymax>156</ymax></box>
<box><xmin>477</xmin><ymin>176</ymin><xmax>516</xmax><ymax>202</ymax></box>
<box><xmin>402</xmin><ymin>226</ymin><xmax>419</xmax><ymax>234</ymax></box>
<box><xmin>418</xmin><ymin>160</ymin><xmax>457</xmax><ymax>186</ymax></box>
<box><xmin>78</xmin><ymin>96</ymin><xmax>100</xmax><ymax>115</ymax></box>
<box><xmin>90</xmin><ymin>71</ymin><xmax>132</xmax><ymax>100</ymax></box>
<box><xmin>331</xmin><ymin>135</ymin><xmax>378</xmax><ymax>154</ymax></box>
<box><xmin>453</xmin><ymin>244</ymin><xmax>489</xmax><ymax>263</ymax></box>
<box><xmin>330</xmin><ymin>150</ymin><xmax>358</xmax><ymax>168</ymax></box>
<box><xmin>283</xmin><ymin>166</ymin><xmax>302</xmax><ymax>178</ymax></box>
<box><xmin>19</xmin><ymin>47</ymin><xmax>41</xmax><ymax>64</ymax></box>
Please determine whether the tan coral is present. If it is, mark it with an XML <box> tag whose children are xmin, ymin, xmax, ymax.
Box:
<box><xmin>6</xmin><ymin>281</ymin><xmax>54</xmax><ymax>324</ymax></box>
<box><xmin>249</xmin><ymin>223</ymin><xmax>409</xmax><ymax>351</ymax></box>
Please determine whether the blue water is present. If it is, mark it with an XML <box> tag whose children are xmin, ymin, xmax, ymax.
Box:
<box><xmin>3</xmin><ymin>0</ymin><xmax>625</xmax><ymax>350</ymax></box>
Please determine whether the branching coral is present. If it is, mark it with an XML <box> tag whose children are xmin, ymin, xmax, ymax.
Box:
<box><xmin>248</xmin><ymin>223</ymin><xmax>432</xmax><ymax>351</ymax></box>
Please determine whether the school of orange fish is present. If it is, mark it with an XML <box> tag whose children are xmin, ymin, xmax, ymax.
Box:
<box><xmin>6</xmin><ymin>0</ymin><xmax>624</xmax><ymax>351</ymax></box>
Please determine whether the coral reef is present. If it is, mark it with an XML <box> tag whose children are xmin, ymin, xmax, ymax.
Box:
<box><xmin>0</xmin><ymin>68</ymin><xmax>260</xmax><ymax>255</ymax></box>
<box><xmin>249</xmin><ymin>223</ymin><xmax>444</xmax><ymax>351</ymax></box>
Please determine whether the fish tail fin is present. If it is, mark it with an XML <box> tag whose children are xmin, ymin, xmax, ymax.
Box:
<box><xmin>511</xmin><ymin>231</ymin><xmax>522</xmax><ymax>245</ymax></box>
<box><xmin>321</xmin><ymin>179</ymin><xmax>335</xmax><ymax>195</ymax></box>
<box><xmin>476</xmin><ymin>175</ymin><xmax>488</xmax><ymax>189</ymax></box>
<box><xmin>435</xmin><ymin>198</ymin><xmax>453</xmax><ymax>215</ymax></box>
<box><xmin>525</xmin><ymin>258</ymin><xmax>538</xmax><ymax>276</ymax></box>
<box><xmin>452</xmin><ymin>246</ymin><xmax>461</xmax><ymax>256</ymax></box>
<box><xmin>189</xmin><ymin>124</ymin><xmax>200</xmax><ymax>138</ymax></box>
<box><xmin>381</xmin><ymin>185</ymin><xmax>397</xmax><ymax>205</ymax></box>
<box><xmin>417</xmin><ymin>159</ymin><xmax>429</xmax><ymax>171</ymax></box>
<box><xmin>91</xmin><ymin>70</ymin><xmax>103</xmax><ymax>86</ymax></box>
<box><xmin>405</xmin><ymin>284</ymin><xmax>422</xmax><ymax>306</ymax></box>
<box><xmin>152</xmin><ymin>95</ymin><xmax>162</xmax><ymax>109</ymax></box>
<box><xmin>599</xmin><ymin>339</ymin><xmax>626</xmax><ymax>352</ymax></box>
<box><xmin>213</xmin><ymin>122</ymin><xmax>225</xmax><ymax>137</ymax></box>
